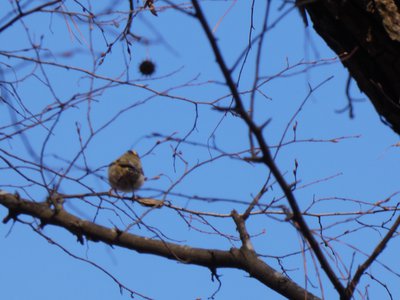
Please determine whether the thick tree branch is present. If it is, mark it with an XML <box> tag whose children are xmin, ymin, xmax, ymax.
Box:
<box><xmin>303</xmin><ymin>0</ymin><xmax>400</xmax><ymax>134</ymax></box>
<box><xmin>0</xmin><ymin>191</ymin><xmax>320</xmax><ymax>300</ymax></box>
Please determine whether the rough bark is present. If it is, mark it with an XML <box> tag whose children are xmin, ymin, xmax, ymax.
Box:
<box><xmin>301</xmin><ymin>0</ymin><xmax>400</xmax><ymax>134</ymax></box>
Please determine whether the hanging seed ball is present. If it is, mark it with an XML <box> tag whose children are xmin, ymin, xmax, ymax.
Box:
<box><xmin>139</xmin><ymin>60</ymin><xmax>156</xmax><ymax>76</ymax></box>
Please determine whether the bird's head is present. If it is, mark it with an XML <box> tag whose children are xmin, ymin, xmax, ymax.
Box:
<box><xmin>127</xmin><ymin>150</ymin><xmax>139</xmax><ymax>157</ymax></box>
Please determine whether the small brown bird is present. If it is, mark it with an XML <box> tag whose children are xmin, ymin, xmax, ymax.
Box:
<box><xmin>108</xmin><ymin>150</ymin><xmax>145</xmax><ymax>193</ymax></box>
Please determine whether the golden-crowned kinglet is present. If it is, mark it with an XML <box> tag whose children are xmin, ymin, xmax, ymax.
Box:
<box><xmin>108</xmin><ymin>150</ymin><xmax>145</xmax><ymax>192</ymax></box>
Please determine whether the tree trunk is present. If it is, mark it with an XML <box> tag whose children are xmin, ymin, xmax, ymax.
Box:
<box><xmin>302</xmin><ymin>0</ymin><xmax>400</xmax><ymax>134</ymax></box>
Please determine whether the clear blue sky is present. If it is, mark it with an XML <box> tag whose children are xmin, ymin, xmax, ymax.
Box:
<box><xmin>1</xmin><ymin>1</ymin><xmax>399</xmax><ymax>299</ymax></box>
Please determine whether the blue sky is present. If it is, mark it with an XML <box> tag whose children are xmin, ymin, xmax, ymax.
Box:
<box><xmin>1</xmin><ymin>1</ymin><xmax>399</xmax><ymax>299</ymax></box>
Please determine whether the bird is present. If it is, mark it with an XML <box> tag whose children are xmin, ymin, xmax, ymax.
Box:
<box><xmin>108</xmin><ymin>150</ymin><xmax>145</xmax><ymax>193</ymax></box>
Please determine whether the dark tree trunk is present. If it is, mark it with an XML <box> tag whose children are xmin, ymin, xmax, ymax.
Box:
<box><xmin>301</xmin><ymin>0</ymin><xmax>400</xmax><ymax>134</ymax></box>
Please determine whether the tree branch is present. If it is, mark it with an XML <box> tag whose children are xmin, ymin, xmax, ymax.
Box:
<box><xmin>0</xmin><ymin>191</ymin><xmax>320</xmax><ymax>300</ymax></box>
<box><xmin>345</xmin><ymin>213</ymin><xmax>400</xmax><ymax>298</ymax></box>
<box><xmin>0</xmin><ymin>0</ymin><xmax>62</xmax><ymax>33</ymax></box>
<box><xmin>191</xmin><ymin>0</ymin><xmax>346</xmax><ymax>297</ymax></box>
<box><xmin>304</xmin><ymin>0</ymin><xmax>400</xmax><ymax>134</ymax></box>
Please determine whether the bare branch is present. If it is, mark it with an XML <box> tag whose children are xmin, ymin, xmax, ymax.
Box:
<box><xmin>0</xmin><ymin>1</ymin><xmax>62</xmax><ymax>33</ymax></box>
<box><xmin>345</xmin><ymin>213</ymin><xmax>400</xmax><ymax>298</ymax></box>
<box><xmin>190</xmin><ymin>0</ymin><xmax>346</xmax><ymax>297</ymax></box>
<box><xmin>0</xmin><ymin>191</ymin><xmax>321</xmax><ymax>300</ymax></box>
